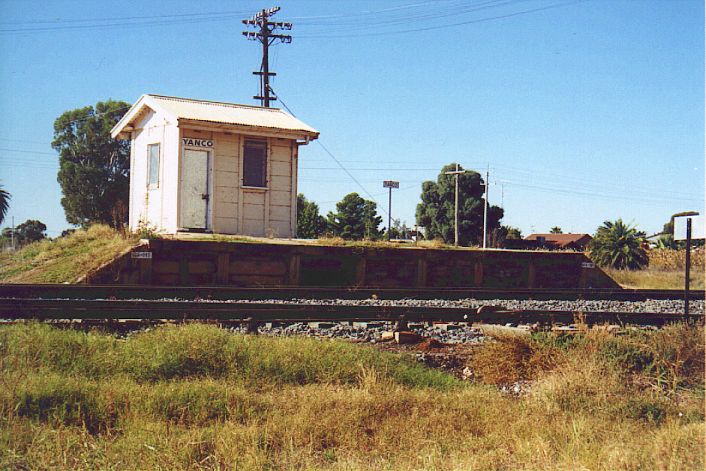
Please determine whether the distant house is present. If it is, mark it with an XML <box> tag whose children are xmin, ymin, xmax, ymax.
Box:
<box><xmin>524</xmin><ymin>233</ymin><xmax>593</xmax><ymax>251</ymax></box>
<box><xmin>111</xmin><ymin>94</ymin><xmax>319</xmax><ymax>237</ymax></box>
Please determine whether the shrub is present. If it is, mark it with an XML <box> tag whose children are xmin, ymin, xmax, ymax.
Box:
<box><xmin>589</xmin><ymin>219</ymin><xmax>648</xmax><ymax>269</ymax></box>
<box><xmin>470</xmin><ymin>333</ymin><xmax>565</xmax><ymax>385</ymax></box>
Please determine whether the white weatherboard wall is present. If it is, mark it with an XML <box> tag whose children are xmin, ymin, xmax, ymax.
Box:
<box><xmin>128</xmin><ymin>109</ymin><xmax>179</xmax><ymax>233</ymax></box>
<box><xmin>180</xmin><ymin>128</ymin><xmax>296</xmax><ymax>237</ymax></box>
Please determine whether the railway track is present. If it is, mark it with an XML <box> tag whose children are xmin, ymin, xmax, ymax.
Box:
<box><xmin>0</xmin><ymin>297</ymin><xmax>701</xmax><ymax>326</ymax></box>
<box><xmin>0</xmin><ymin>284</ymin><xmax>702</xmax><ymax>302</ymax></box>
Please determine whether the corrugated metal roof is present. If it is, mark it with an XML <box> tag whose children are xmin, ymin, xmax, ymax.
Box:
<box><xmin>148</xmin><ymin>94</ymin><xmax>318</xmax><ymax>136</ymax></box>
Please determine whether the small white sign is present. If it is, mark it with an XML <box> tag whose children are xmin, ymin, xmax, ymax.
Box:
<box><xmin>131</xmin><ymin>251</ymin><xmax>153</xmax><ymax>259</ymax></box>
<box><xmin>383</xmin><ymin>180</ymin><xmax>400</xmax><ymax>189</ymax></box>
<box><xmin>581</xmin><ymin>262</ymin><xmax>595</xmax><ymax>269</ymax></box>
<box><xmin>674</xmin><ymin>215</ymin><xmax>705</xmax><ymax>240</ymax></box>
<box><xmin>182</xmin><ymin>138</ymin><xmax>214</xmax><ymax>148</ymax></box>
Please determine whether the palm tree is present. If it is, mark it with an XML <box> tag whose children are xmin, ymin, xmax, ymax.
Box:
<box><xmin>0</xmin><ymin>184</ymin><xmax>9</xmax><ymax>226</ymax></box>
<box><xmin>589</xmin><ymin>219</ymin><xmax>648</xmax><ymax>270</ymax></box>
<box><xmin>550</xmin><ymin>226</ymin><xmax>563</xmax><ymax>234</ymax></box>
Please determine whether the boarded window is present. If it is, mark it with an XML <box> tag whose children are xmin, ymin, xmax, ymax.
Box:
<box><xmin>243</xmin><ymin>140</ymin><xmax>267</xmax><ymax>187</ymax></box>
<box><xmin>148</xmin><ymin>144</ymin><xmax>160</xmax><ymax>187</ymax></box>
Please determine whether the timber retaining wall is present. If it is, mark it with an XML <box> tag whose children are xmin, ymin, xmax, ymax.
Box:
<box><xmin>85</xmin><ymin>239</ymin><xmax>620</xmax><ymax>289</ymax></box>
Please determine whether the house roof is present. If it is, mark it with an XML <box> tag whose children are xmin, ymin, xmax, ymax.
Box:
<box><xmin>111</xmin><ymin>94</ymin><xmax>319</xmax><ymax>140</ymax></box>
<box><xmin>525</xmin><ymin>233</ymin><xmax>592</xmax><ymax>248</ymax></box>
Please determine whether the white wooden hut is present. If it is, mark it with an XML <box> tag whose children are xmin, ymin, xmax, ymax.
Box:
<box><xmin>111</xmin><ymin>94</ymin><xmax>319</xmax><ymax>237</ymax></box>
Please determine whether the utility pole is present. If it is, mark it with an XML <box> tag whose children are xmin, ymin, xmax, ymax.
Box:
<box><xmin>383</xmin><ymin>180</ymin><xmax>399</xmax><ymax>240</ymax></box>
<box><xmin>684</xmin><ymin>217</ymin><xmax>691</xmax><ymax>317</ymax></box>
<box><xmin>444</xmin><ymin>164</ymin><xmax>467</xmax><ymax>246</ymax></box>
<box><xmin>483</xmin><ymin>165</ymin><xmax>489</xmax><ymax>249</ymax></box>
<box><xmin>10</xmin><ymin>216</ymin><xmax>14</xmax><ymax>251</ymax></box>
<box><xmin>242</xmin><ymin>7</ymin><xmax>292</xmax><ymax>107</ymax></box>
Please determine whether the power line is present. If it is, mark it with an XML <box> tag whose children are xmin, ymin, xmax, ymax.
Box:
<box><xmin>297</xmin><ymin>0</ymin><xmax>585</xmax><ymax>38</ymax></box>
<box><xmin>273</xmin><ymin>87</ymin><xmax>390</xmax><ymax>217</ymax></box>
<box><xmin>0</xmin><ymin>0</ymin><xmax>586</xmax><ymax>37</ymax></box>
<box><xmin>0</xmin><ymin>12</ymin><xmax>250</xmax><ymax>33</ymax></box>
<box><xmin>0</xmin><ymin>147</ymin><xmax>56</xmax><ymax>156</ymax></box>
<box><xmin>0</xmin><ymin>9</ymin><xmax>252</xmax><ymax>26</ymax></box>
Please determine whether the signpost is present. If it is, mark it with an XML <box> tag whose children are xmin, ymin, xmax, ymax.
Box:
<box><xmin>383</xmin><ymin>180</ymin><xmax>399</xmax><ymax>240</ymax></box>
<box><xmin>674</xmin><ymin>214</ymin><xmax>704</xmax><ymax>316</ymax></box>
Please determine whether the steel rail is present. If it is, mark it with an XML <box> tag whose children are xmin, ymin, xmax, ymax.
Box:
<box><xmin>0</xmin><ymin>298</ymin><xmax>701</xmax><ymax>326</ymax></box>
<box><xmin>0</xmin><ymin>284</ymin><xmax>702</xmax><ymax>301</ymax></box>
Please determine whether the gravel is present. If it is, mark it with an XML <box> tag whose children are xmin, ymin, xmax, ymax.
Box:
<box><xmin>192</xmin><ymin>297</ymin><xmax>703</xmax><ymax>315</ymax></box>
<box><xmin>227</xmin><ymin>320</ymin><xmax>486</xmax><ymax>344</ymax></box>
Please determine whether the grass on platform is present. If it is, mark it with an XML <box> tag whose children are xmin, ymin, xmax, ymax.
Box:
<box><xmin>1</xmin><ymin>323</ymin><xmax>703</xmax><ymax>470</ymax></box>
<box><xmin>0</xmin><ymin>225</ymin><xmax>138</xmax><ymax>283</ymax></box>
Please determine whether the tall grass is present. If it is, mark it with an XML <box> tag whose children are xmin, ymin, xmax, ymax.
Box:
<box><xmin>0</xmin><ymin>323</ymin><xmax>457</xmax><ymax>389</ymax></box>
<box><xmin>602</xmin><ymin>248</ymin><xmax>705</xmax><ymax>289</ymax></box>
<box><xmin>0</xmin><ymin>225</ymin><xmax>138</xmax><ymax>283</ymax></box>
<box><xmin>1</xmin><ymin>323</ymin><xmax>703</xmax><ymax>470</ymax></box>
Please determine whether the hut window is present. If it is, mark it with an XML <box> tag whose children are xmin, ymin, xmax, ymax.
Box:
<box><xmin>243</xmin><ymin>140</ymin><xmax>267</xmax><ymax>187</ymax></box>
<box><xmin>148</xmin><ymin>144</ymin><xmax>160</xmax><ymax>187</ymax></box>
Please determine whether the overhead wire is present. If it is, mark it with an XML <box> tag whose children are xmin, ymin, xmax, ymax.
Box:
<box><xmin>0</xmin><ymin>0</ymin><xmax>584</xmax><ymax>37</ymax></box>
<box><xmin>272</xmin><ymin>88</ymin><xmax>390</xmax><ymax>217</ymax></box>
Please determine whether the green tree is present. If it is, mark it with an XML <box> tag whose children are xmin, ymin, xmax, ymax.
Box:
<box><xmin>659</xmin><ymin>211</ymin><xmax>703</xmax><ymax>249</ymax></box>
<box><xmin>387</xmin><ymin>219</ymin><xmax>412</xmax><ymax>239</ymax></box>
<box><xmin>662</xmin><ymin>211</ymin><xmax>699</xmax><ymax>236</ymax></box>
<box><xmin>0</xmin><ymin>184</ymin><xmax>9</xmax><ymax>226</ymax></box>
<box><xmin>52</xmin><ymin>99</ymin><xmax>131</xmax><ymax>228</ymax></box>
<box><xmin>327</xmin><ymin>192</ymin><xmax>383</xmax><ymax>240</ymax></box>
<box><xmin>589</xmin><ymin>219</ymin><xmax>648</xmax><ymax>270</ymax></box>
<box><xmin>1</xmin><ymin>219</ymin><xmax>46</xmax><ymax>245</ymax></box>
<box><xmin>296</xmin><ymin>194</ymin><xmax>327</xmax><ymax>238</ymax></box>
<box><xmin>505</xmin><ymin>226</ymin><xmax>522</xmax><ymax>239</ymax></box>
<box><xmin>550</xmin><ymin>226</ymin><xmax>562</xmax><ymax>234</ymax></box>
<box><xmin>415</xmin><ymin>163</ymin><xmax>503</xmax><ymax>246</ymax></box>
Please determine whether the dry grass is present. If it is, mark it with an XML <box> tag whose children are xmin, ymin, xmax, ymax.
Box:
<box><xmin>605</xmin><ymin>247</ymin><xmax>706</xmax><ymax>289</ymax></box>
<box><xmin>0</xmin><ymin>225</ymin><xmax>138</xmax><ymax>283</ymax></box>
<box><xmin>0</xmin><ymin>323</ymin><xmax>703</xmax><ymax>470</ymax></box>
<box><xmin>605</xmin><ymin>267</ymin><xmax>705</xmax><ymax>290</ymax></box>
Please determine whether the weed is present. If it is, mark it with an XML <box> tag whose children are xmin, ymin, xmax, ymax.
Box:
<box><xmin>1</xmin><ymin>323</ymin><xmax>703</xmax><ymax>470</ymax></box>
<box><xmin>0</xmin><ymin>225</ymin><xmax>138</xmax><ymax>283</ymax></box>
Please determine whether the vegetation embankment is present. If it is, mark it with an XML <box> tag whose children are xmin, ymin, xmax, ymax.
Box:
<box><xmin>0</xmin><ymin>225</ymin><xmax>138</xmax><ymax>283</ymax></box>
<box><xmin>1</xmin><ymin>323</ymin><xmax>702</xmax><ymax>470</ymax></box>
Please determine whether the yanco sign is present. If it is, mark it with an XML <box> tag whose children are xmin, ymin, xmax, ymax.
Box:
<box><xmin>182</xmin><ymin>138</ymin><xmax>214</xmax><ymax>148</ymax></box>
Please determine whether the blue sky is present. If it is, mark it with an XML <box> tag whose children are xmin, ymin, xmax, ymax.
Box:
<box><xmin>0</xmin><ymin>0</ymin><xmax>703</xmax><ymax>237</ymax></box>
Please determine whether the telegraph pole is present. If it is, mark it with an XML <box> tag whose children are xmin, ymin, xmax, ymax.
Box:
<box><xmin>242</xmin><ymin>7</ymin><xmax>292</xmax><ymax>107</ymax></box>
<box><xmin>482</xmin><ymin>166</ymin><xmax>489</xmax><ymax>249</ymax></box>
<box><xmin>444</xmin><ymin>164</ymin><xmax>467</xmax><ymax>246</ymax></box>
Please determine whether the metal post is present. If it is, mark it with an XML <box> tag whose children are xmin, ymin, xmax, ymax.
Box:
<box><xmin>454</xmin><ymin>166</ymin><xmax>459</xmax><ymax>246</ymax></box>
<box><xmin>388</xmin><ymin>186</ymin><xmax>392</xmax><ymax>240</ymax></box>
<box><xmin>684</xmin><ymin>218</ymin><xmax>691</xmax><ymax>316</ymax></box>
<box><xmin>483</xmin><ymin>167</ymin><xmax>489</xmax><ymax>249</ymax></box>
<box><xmin>10</xmin><ymin>216</ymin><xmax>14</xmax><ymax>251</ymax></box>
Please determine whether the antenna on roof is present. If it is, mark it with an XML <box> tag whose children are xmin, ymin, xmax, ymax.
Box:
<box><xmin>242</xmin><ymin>7</ymin><xmax>292</xmax><ymax>108</ymax></box>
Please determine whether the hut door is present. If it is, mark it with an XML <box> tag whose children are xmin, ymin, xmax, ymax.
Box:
<box><xmin>181</xmin><ymin>149</ymin><xmax>210</xmax><ymax>230</ymax></box>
